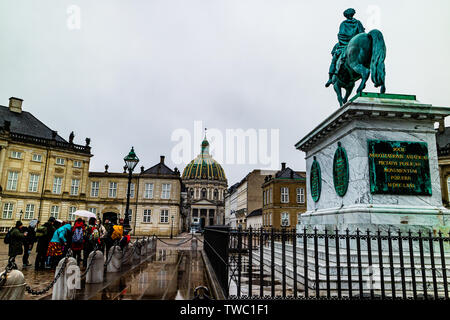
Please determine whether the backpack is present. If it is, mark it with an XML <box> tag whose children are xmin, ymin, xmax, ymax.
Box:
<box><xmin>88</xmin><ymin>226</ymin><xmax>99</xmax><ymax>242</ymax></box>
<box><xmin>72</xmin><ymin>227</ymin><xmax>84</xmax><ymax>244</ymax></box>
<box><xmin>3</xmin><ymin>228</ymin><xmax>12</xmax><ymax>244</ymax></box>
<box><xmin>111</xmin><ymin>225</ymin><xmax>123</xmax><ymax>241</ymax></box>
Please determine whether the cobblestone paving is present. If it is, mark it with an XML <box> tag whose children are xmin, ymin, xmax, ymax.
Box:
<box><xmin>0</xmin><ymin>233</ymin><xmax>201</xmax><ymax>300</ymax></box>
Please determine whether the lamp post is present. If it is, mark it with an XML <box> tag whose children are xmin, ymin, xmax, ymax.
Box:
<box><xmin>170</xmin><ymin>215</ymin><xmax>174</xmax><ymax>239</ymax></box>
<box><xmin>123</xmin><ymin>147</ymin><xmax>139</xmax><ymax>233</ymax></box>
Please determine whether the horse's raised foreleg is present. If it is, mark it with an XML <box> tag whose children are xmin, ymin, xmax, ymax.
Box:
<box><xmin>352</xmin><ymin>64</ymin><xmax>370</xmax><ymax>94</ymax></box>
<box><xmin>333</xmin><ymin>81</ymin><xmax>344</xmax><ymax>106</ymax></box>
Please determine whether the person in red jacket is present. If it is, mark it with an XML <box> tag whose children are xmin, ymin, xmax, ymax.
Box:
<box><xmin>119</xmin><ymin>230</ymin><xmax>131</xmax><ymax>250</ymax></box>
<box><xmin>71</xmin><ymin>218</ymin><xmax>85</xmax><ymax>265</ymax></box>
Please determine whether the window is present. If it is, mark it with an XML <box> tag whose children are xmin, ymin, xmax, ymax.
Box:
<box><xmin>52</xmin><ymin>177</ymin><xmax>63</xmax><ymax>194</ymax></box>
<box><xmin>160</xmin><ymin>209</ymin><xmax>169</xmax><ymax>223</ymax></box>
<box><xmin>190</xmin><ymin>188</ymin><xmax>194</xmax><ymax>198</ymax></box>
<box><xmin>70</xmin><ymin>179</ymin><xmax>80</xmax><ymax>195</ymax></box>
<box><xmin>2</xmin><ymin>203</ymin><xmax>14</xmax><ymax>219</ymax></box>
<box><xmin>281</xmin><ymin>187</ymin><xmax>289</xmax><ymax>203</ymax></box>
<box><xmin>88</xmin><ymin>207</ymin><xmax>97</xmax><ymax>214</ymax></box>
<box><xmin>281</xmin><ymin>212</ymin><xmax>290</xmax><ymax>227</ymax></box>
<box><xmin>143</xmin><ymin>209</ymin><xmax>152</xmax><ymax>223</ymax></box>
<box><xmin>91</xmin><ymin>181</ymin><xmax>99</xmax><ymax>197</ymax></box>
<box><xmin>55</xmin><ymin>157</ymin><xmax>65</xmax><ymax>165</ymax></box>
<box><xmin>128</xmin><ymin>183</ymin><xmax>135</xmax><ymax>198</ymax></box>
<box><xmin>50</xmin><ymin>205</ymin><xmax>59</xmax><ymax>219</ymax></box>
<box><xmin>201</xmin><ymin>188</ymin><xmax>207</xmax><ymax>199</ymax></box>
<box><xmin>108</xmin><ymin>182</ymin><xmax>117</xmax><ymax>198</ymax></box>
<box><xmin>10</xmin><ymin>151</ymin><xmax>22</xmax><ymax>159</ymax></box>
<box><xmin>270</xmin><ymin>188</ymin><xmax>273</xmax><ymax>204</ymax></box>
<box><xmin>7</xmin><ymin>171</ymin><xmax>19</xmax><ymax>191</ymax></box>
<box><xmin>214</xmin><ymin>189</ymin><xmax>218</xmax><ymax>200</ymax></box>
<box><xmin>68</xmin><ymin>206</ymin><xmax>76</xmax><ymax>221</ymax></box>
<box><xmin>24</xmin><ymin>204</ymin><xmax>35</xmax><ymax>219</ymax></box>
<box><xmin>73</xmin><ymin>160</ymin><xmax>82</xmax><ymax>168</ymax></box>
<box><xmin>296</xmin><ymin>188</ymin><xmax>305</xmax><ymax>204</ymax></box>
<box><xmin>263</xmin><ymin>191</ymin><xmax>266</xmax><ymax>205</ymax></box>
<box><xmin>32</xmin><ymin>154</ymin><xmax>42</xmax><ymax>162</ymax></box>
<box><xmin>28</xmin><ymin>174</ymin><xmax>40</xmax><ymax>192</ymax></box>
<box><xmin>297</xmin><ymin>213</ymin><xmax>302</xmax><ymax>226</ymax></box>
<box><xmin>144</xmin><ymin>183</ymin><xmax>154</xmax><ymax>199</ymax></box>
<box><xmin>162</xmin><ymin>184</ymin><xmax>171</xmax><ymax>199</ymax></box>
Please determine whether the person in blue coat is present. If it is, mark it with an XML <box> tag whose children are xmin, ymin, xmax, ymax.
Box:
<box><xmin>47</xmin><ymin>223</ymin><xmax>72</xmax><ymax>269</ymax></box>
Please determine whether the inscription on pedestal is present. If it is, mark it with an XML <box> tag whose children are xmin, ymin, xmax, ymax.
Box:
<box><xmin>368</xmin><ymin>140</ymin><xmax>432</xmax><ymax>195</ymax></box>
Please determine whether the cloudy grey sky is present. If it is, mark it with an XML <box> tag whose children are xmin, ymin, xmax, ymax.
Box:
<box><xmin>1</xmin><ymin>0</ymin><xmax>449</xmax><ymax>185</ymax></box>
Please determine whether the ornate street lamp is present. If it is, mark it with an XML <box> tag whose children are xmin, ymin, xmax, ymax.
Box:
<box><xmin>170</xmin><ymin>215</ymin><xmax>175</xmax><ymax>239</ymax></box>
<box><xmin>123</xmin><ymin>147</ymin><xmax>139</xmax><ymax>232</ymax></box>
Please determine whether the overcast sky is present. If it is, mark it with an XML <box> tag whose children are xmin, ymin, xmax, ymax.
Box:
<box><xmin>1</xmin><ymin>0</ymin><xmax>449</xmax><ymax>185</ymax></box>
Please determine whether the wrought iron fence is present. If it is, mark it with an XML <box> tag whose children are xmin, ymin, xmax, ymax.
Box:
<box><xmin>203</xmin><ymin>227</ymin><xmax>450</xmax><ymax>300</ymax></box>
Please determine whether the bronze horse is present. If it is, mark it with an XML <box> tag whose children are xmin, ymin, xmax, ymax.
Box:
<box><xmin>331</xmin><ymin>29</ymin><xmax>386</xmax><ymax>106</ymax></box>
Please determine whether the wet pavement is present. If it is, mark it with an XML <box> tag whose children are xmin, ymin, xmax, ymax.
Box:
<box><xmin>1</xmin><ymin>233</ymin><xmax>208</xmax><ymax>300</ymax></box>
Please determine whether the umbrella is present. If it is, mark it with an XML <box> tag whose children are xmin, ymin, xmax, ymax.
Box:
<box><xmin>73</xmin><ymin>210</ymin><xmax>97</xmax><ymax>219</ymax></box>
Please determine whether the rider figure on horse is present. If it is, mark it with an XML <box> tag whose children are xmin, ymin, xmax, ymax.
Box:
<box><xmin>325</xmin><ymin>8</ymin><xmax>365</xmax><ymax>88</ymax></box>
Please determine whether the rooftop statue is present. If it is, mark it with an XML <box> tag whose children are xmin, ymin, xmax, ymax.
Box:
<box><xmin>325</xmin><ymin>8</ymin><xmax>386</xmax><ymax>106</ymax></box>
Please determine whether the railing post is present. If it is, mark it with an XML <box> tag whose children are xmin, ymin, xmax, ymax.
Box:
<box><xmin>438</xmin><ymin>231</ymin><xmax>448</xmax><ymax>299</ymax></box>
<box><xmin>335</xmin><ymin>228</ymin><xmax>341</xmax><ymax>299</ymax></box>
<box><xmin>303</xmin><ymin>227</ymin><xmax>308</xmax><ymax>298</ymax></box>
<box><xmin>387</xmin><ymin>229</ymin><xmax>396</xmax><ymax>299</ymax></box>
<box><xmin>293</xmin><ymin>228</ymin><xmax>298</xmax><ymax>298</ymax></box>
<box><xmin>408</xmin><ymin>230</ymin><xmax>417</xmax><ymax>300</ymax></box>
<box><xmin>248</xmin><ymin>227</ymin><xmax>253</xmax><ymax>297</ymax></box>
<box><xmin>345</xmin><ymin>228</ymin><xmax>352</xmax><ymax>299</ymax></box>
<box><xmin>271</xmin><ymin>228</ymin><xmax>275</xmax><ymax>298</ymax></box>
<box><xmin>314</xmin><ymin>228</ymin><xmax>319</xmax><ymax>298</ymax></box>
<box><xmin>377</xmin><ymin>229</ymin><xmax>385</xmax><ymax>300</ymax></box>
<box><xmin>398</xmin><ymin>230</ymin><xmax>407</xmax><ymax>299</ymax></box>
<box><xmin>282</xmin><ymin>227</ymin><xmax>286</xmax><ymax>298</ymax></box>
<box><xmin>260</xmin><ymin>227</ymin><xmax>264</xmax><ymax>298</ymax></box>
<box><xmin>428</xmin><ymin>231</ymin><xmax>438</xmax><ymax>299</ymax></box>
<box><xmin>418</xmin><ymin>230</ymin><xmax>428</xmax><ymax>299</ymax></box>
<box><xmin>366</xmin><ymin>229</ymin><xmax>374</xmax><ymax>300</ymax></box>
<box><xmin>237</xmin><ymin>227</ymin><xmax>242</xmax><ymax>298</ymax></box>
<box><xmin>356</xmin><ymin>229</ymin><xmax>363</xmax><ymax>298</ymax></box>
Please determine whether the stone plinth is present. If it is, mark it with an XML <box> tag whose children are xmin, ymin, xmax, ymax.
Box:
<box><xmin>295</xmin><ymin>93</ymin><xmax>450</xmax><ymax>234</ymax></box>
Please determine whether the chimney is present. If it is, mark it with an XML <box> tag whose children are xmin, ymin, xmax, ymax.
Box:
<box><xmin>160</xmin><ymin>155</ymin><xmax>165</xmax><ymax>164</ymax></box>
<box><xmin>140</xmin><ymin>166</ymin><xmax>145</xmax><ymax>174</ymax></box>
<box><xmin>9</xmin><ymin>97</ymin><xmax>23</xmax><ymax>113</ymax></box>
<box><xmin>439</xmin><ymin>119</ymin><xmax>445</xmax><ymax>133</ymax></box>
<box><xmin>281</xmin><ymin>162</ymin><xmax>286</xmax><ymax>170</ymax></box>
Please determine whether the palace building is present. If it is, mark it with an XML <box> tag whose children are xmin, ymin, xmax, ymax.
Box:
<box><xmin>0</xmin><ymin>97</ymin><xmax>92</xmax><ymax>233</ymax></box>
<box><xmin>181</xmin><ymin>137</ymin><xmax>227</xmax><ymax>230</ymax></box>
<box><xmin>262</xmin><ymin>163</ymin><xmax>307</xmax><ymax>230</ymax></box>
<box><xmin>0</xmin><ymin>97</ymin><xmax>182</xmax><ymax>236</ymax></box>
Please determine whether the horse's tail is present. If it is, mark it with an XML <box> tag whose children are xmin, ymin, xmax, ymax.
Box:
<box><xmin>368</xmin><ymin>29</ymin><xmax>386</xmax><ymax>88</ymax></box>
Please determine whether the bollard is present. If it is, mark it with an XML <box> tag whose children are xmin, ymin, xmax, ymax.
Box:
<box><xmin>140</xmin><ymin>239</ymin><xmax>147</xmax><ymax>258</ymax></box>
<box><xmin>106</xmin><ymin>246</ymin><xmax>122</xmax><ymax>273</ymax></box>
<box><xmin>132</xmin><ymin>242</ymin><xmax>141</xmax><ymax>262</ymax></box>
<box><xmin>122</xmin><ymin>244</ymin><xmax>133</xmax><ymax>266</ymax></box>
<box><xmin>147</xmin><ymin>238</ymin><xmax>154</xmax><ymax>254</ymax></box>
<box><xmin>191</xmin><ymin>238</ymin><xmax>198</xmax><ymax>251</ymax></box>
<box><xmin>52</xmin><ymin>257</ymin><xmax>78</xmax><ymax>300</ymax></box>
<box><xmin>0</xmin><ymin>270</ymin><xmax>26</xmax><ymax>300</ymax></box>
<box><xmin>86</xmin><ymin>250</ymin><xmax>104</xmax><ymax>284</ymax></box>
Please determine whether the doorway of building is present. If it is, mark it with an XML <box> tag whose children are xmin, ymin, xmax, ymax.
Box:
<box><xmin>200</xmin><ymin>217</ymin><xmax>206</xmax><ymax>230</ymax></box>
<box><xmin>103</xmin><ymin>212</ymin><xmax>118</xmax><ymax>224</ymax></box>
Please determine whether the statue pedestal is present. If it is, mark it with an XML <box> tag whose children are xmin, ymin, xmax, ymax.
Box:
<box><xmin>295</xmin><ymin>93</ymin><xmax>450</xmax><ymax>234</ymax></box>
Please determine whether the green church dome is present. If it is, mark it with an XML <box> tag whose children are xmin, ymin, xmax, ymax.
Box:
<box><xmin>182</xmin><ymin>138</ymin><xmax>227</xmax><ymax>181</ymax></box>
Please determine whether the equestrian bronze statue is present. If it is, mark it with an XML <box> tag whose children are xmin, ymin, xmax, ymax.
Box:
<box><xmin>326</xmin><ymin>8</ymin><xmax>386</xmax><ymax>106</ymax></box>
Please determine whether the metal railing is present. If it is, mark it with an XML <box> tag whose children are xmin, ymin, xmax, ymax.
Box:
<box><xmin>204</xmin><ymin>227</ymin><xmax>450</xmax><ymax>300</ymax></box>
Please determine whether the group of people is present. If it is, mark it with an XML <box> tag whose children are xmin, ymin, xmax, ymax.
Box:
<box><xmin>5</xmin><ymin>216</ymin><xmax>131</xmax><ymax>270</ymax></box>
